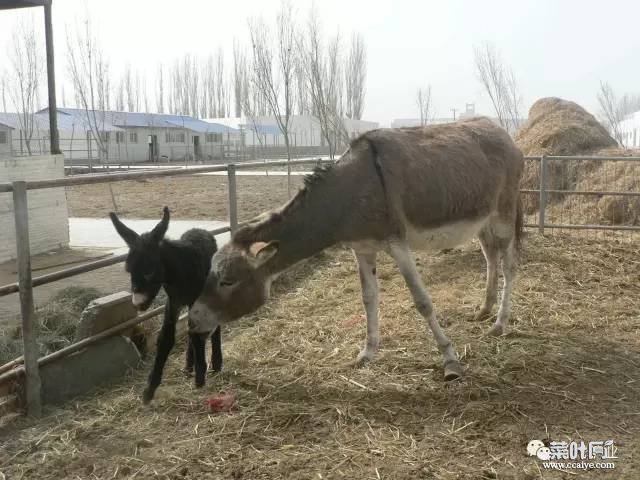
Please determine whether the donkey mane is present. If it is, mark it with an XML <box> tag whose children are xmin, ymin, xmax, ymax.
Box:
<box><xmin>233</xmin><ymin>163</ymin><xmax>338</xmax><ymax>247</ymax></box>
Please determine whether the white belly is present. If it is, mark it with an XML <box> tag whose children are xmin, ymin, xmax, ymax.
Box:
<box><xmin>406</xmin><ymin>216</ymin><xmax>488</xmax><ymax>251</ymax></box>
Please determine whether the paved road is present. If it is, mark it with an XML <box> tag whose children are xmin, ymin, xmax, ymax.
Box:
<box><xmin>0</xmin><ymin>218</ymin><xmax>230</xmax><ymax>326</ymax></box>
<box><xmin>69</xmin><ymin>217</ymin><xmax>231</xmax><ymax>253</ymax></box>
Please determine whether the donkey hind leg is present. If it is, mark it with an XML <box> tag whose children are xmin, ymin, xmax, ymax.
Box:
<box><xmin>473</xmin><ymin>229</ymin><xmax>500</xmax><ymax>322</ymax></box>
<box><xmin>353</xmin><ymin>252</ymin><xmax>379</xmax><ymax>365</ymax></box>
<box><xmin>487</xmin><ymin>239</ymin><xmax>517</xmax><ymax>337</ymax></box>
<box><xmin>184</xmin><ymin>334</ymin><xmax>195</xmax><ymax>376</ymax></box>
<box><xmin>209</xmin><ymin>326</ymin><xmax>223</xmax><ymax>372</ymax></box>
<box><xmin>388</xmin><ymin>241</ymin><xmax>462</xmax><ymax>381</ymax></box>
<box><xmin>143</xmin><ymin>300</ymin><xmax>179</xmax><ymax>403</ymax></box>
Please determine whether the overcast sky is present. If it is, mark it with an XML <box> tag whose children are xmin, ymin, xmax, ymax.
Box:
<box><xmin>0</xmin><ymin>0</ymin><xmax>639</xmax><ymax>126</ymax></box>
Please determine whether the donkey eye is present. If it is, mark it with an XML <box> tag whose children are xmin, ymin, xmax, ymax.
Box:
<box><xmin>220</xmin><ymin>279</ymin><xmax>236</xmax><ymax>287</ymax></box>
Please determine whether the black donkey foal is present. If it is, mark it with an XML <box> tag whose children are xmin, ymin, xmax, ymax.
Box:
<box><xmin>110</xmin><ymin>207</ymin><xmax>221</xmax><ymax>403</ymax></box>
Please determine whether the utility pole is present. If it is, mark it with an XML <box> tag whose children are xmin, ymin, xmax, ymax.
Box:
<box><xmin>44</xmin><ymin>0</ymin><xmax>60</xmax><ymax>154</ymax></box>
<box><xmin>451</xmin><ymin>108</ymin><xmax>458</xmax><ymax>121</ymax></box>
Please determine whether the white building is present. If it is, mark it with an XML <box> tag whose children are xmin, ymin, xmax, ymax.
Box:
<box><xmin>619</xmin><ymin>111</ymin><xmax>640</xmax><ymax>148</ymax></box>
<box><xmin>0</xmin><ymin>120</ymin><xmax>13</xmax><ymax>157</ymax></box>
<box><xmin>37</xmin><ymin>108</ymin><xmax>240</xmax><ymax>163</ymax></box>
<box><xmin>205</xmin><ymin>115</ymin><xmax>379</xmax><ymax>147</ymax></box>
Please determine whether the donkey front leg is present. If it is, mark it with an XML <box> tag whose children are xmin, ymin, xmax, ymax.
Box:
<box><xmin>354</xmin><ymin>252</ymin><xmax>379</xmax><ymax>365</ymax></box>
<box><xmin>388</xmin><ymin>241</ymin><xmax>462</xmax><ymax>381</ymax></box>
<box><xmin>143</xmin><ymin>300</ymin><xmax>179</xmax><ymax>403</ymax></box>
<box><xmin>190</xmin><ymin>332</ymin><xmax>208</xmax><ymax>388</ymax></box>
<box><xmin>209</xmin><ymin>326</ymin><xmax>223</xmax><ymax>372</ymax></box>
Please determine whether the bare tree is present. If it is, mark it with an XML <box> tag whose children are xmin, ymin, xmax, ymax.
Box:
<box><xmin>597</xmin><ymin>81</ymin><xmax>640</xmax><ymax>147</ymax></box>
<box><xmin>1</xmin><ymin>74</ymin><xmax>9</xmax><ymax>113</ymax></box>
<box><xmin>213</xmin><ymin>49</ymin><xmax>226</xmax><ymax>117</ymax></box>
<box><xmin>60</xmin><ymin>83</ymin><xmax>67</xmax><ymax>108</ymax></box>
<box><xmin>142</xmin><ymin>77</ymin><xmax>150</xmax><ymax>113</ymax></box>
<box><xmin>294</xmin><ymin>58</ymin><xmax>308</xmax><ymax>115</ymax></box>
<box><xmin>115</xmin><ymin>79</ymin><xmax>125</xmax><ymax>111</ymax></box>
<box><xmin>156</xmin><ymin>63</ymin><xmax>165</xmax><ymax>113</ymax></box>
<box><xmin>232</xmin><ymin>40</ymin><xmax>246</xmax><ymax>117</ymax></box>
<box><xmin>247</xmin><ymin>1</ymin><xmax>297</xmax><ymax>196</ymax></box>
<box><xmin>473</xmin><ymin>42</ymin><xmax>522</xmax><ymax>134</ymax></box>
<box><xmin>67</xmin><ymin>17</ymin><xmax>112</xmax><ymax>166</ymax></box>
<box><xmin>299</xmin><ymin>9</ymin><xmax>349</xmax><ymax>158</ymax></box>
<box><xmin>7</xmin><ymin>17</ymin><xmax>43</xmax><ymax>155</ymax></box>
<box><xmin>416</xmin><ymin>85</ymin><xmax>434</xmax><ymax>126</ymax></box>
<box><xmin>344</xmin><ymin>32</ymin><xmax>366</xmax><ymax>120</ymax></box>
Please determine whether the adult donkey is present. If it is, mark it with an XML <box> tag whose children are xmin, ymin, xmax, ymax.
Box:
<box><xmin>190</xmin><ymin>118</ymin><xmax>524</xmax><ymax>381</ymax></box>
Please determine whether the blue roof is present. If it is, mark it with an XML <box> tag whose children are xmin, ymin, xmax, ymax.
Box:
<box><xmin>165</xmin><ymin>118</ymin><xmax>238</xmax><ymax>134</ymax></box>
<box><xmin>0</xmin><ymin>112</ymin><xmax>111</xmax><ymax>132</ymax></box>
<box><xmin>39</xmin><ymin>108</ymin><xmax>239</xmax><ymax>134</ymax></box>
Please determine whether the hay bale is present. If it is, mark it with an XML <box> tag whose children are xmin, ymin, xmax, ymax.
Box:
<box><xmin>0</xmin><ymin>286</ymin><xmax>103</xmax><ymax>365</ymax></box>
<box><xmin>516</xmin><ymin>98</ymin><xmax>618</xmax><ymax>214</ymax></box>
<box><xmin>515</xmin><ymin>97</ymin><xmax>616</xmax><ymax>156</ymax></box>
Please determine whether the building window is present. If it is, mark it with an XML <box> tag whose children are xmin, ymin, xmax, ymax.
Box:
<box><xmin>165</xmin><ymin>131</ymin><xmax>186</xmax><ymax>143</ymax></box>
<box><xmin>100</xmin><ymin>131</ymin><xmax>110</xmax><ymax>143</ymax></box>
<box><xmin>206</xmin><ymin>133</ymin><xmax>223</xmax><ymax>143</ymax></box>
<box><xmin>129</xmin><ymin>132</ymin><xmax>138</xmax><ymax>143</ymax></box>
<box><xmin>115</xmin><ymin>132</ymin><xmax>125</xmax><ymax>144</ymax></box>
<box><xmin>0</xmin><ymin>131</ymin><xmax>7</xmax><ymax>144</ymax></box>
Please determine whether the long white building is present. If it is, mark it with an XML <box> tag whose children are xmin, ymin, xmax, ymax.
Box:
<box><xmin>619</xmin><ymin>111</ymin><xmax>640</xmax><ymax>148</ymax></box>
<box><xmin>205</xmin><ymin>114</ymin><xmax>379</xmax><ymax>147</ymax></box>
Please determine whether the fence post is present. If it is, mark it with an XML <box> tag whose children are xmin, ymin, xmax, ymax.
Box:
<box><xmin>227</xmin><ymin>164</ymin><xmax>238</xmax><ymax>234</ymax></box>
<box><xmin>12</xmin><ymin>181</ymin><xmax>42</xmax><ymax>416</ymax></box>
<box><xmin>538</xmin><ymin>155</ymin><xmax>547</xmax><ymax>235</ymax></box>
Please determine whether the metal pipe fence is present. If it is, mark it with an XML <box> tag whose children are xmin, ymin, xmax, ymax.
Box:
<box><xmin>522</xmin><ymin>155</ymin><xmax>640</xmax><ymax>234</ymax></box>
<box><xmin>1</xmin><ymin>154</ymin><xmax>639</xmax><ymax>415</ymax></box>
<box><xmin>0</xmin><ymin>157</ymin><xmax>333</xmax><ymax>415</ymax></box>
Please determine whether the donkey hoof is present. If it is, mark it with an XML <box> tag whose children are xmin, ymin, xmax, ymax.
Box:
<box><xmin>142</xmin><ymin>387</ymin><xmax>155</xmax><ymax>404</ymax></box>
<box><xmin>182</xmin><ymin>367</ymin><xmax>194</xmax><ymax>377</ymax></box>
<box><xmin>355</xmin><ymin>349</ymin><xmax>376</xmax><ymax>365</ymax></box>
<box><xmin>472</xmin><ymin>308</ymin><xmax>493</xmax><ymax>322</ymax></box>
<box><xmin>443</xmin><ymin>360</ymin><xmax>463</xmax><ymax>382</ymax></box>
<box><xmin>486</xmin><ymin>323</ymin><xmax>505</xmax><ymax>337</ymax></box>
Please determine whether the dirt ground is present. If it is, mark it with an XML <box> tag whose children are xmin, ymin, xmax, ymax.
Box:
<box><xmin>1</xmin><ymin>233</ymin><xmax>639</xmax><ymax>479</ymax></box>
<box><xmin>66</xmin><ymin>174</ymin><xmax>306</xmax><ymax>222</ymax></box>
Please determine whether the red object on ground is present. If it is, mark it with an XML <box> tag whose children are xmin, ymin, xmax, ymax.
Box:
<box><xmin>341</xmin><ymin>314</ymin><xmax>365</xmax><ymax>328</ymax></box>
<box><xmin>204</xmin><ymin>390</ymin><xmax>236</xmax><ymax>413</ymax></box>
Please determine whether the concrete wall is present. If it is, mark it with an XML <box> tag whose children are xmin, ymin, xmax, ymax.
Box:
<box><xmin>0</xmin><ymin>126</ymin><xmax>12</xmax><ymax>156</ymax></box>
<box><xmin>0</xmin><ymin>154</ymin><xmax>69</xmax><ymax>263</ymax></box>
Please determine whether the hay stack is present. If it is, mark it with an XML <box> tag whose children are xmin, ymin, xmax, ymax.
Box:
<box><xmin>515</xmin><ymin>97</ymin><xmax>616</xmax><ymax>156</ymax></box>
<box><xmin>515</xmin><ymin>98</ymin><xmax>618</xmax><ymax>214</ymax></box>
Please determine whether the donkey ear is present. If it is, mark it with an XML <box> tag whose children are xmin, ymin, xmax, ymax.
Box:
<box><xmin>109</xmin><ymin>212</ymin><xmax>139</xmax><ymax>246</ymax></box>
<box><xmin>249</xmin><ymin>241</ymin><xmax>279</xmax><ymax>267</ymax></box>
<box><xmin>151</xmin><ymin>206</ymin><xmax>170</xmax><ymax>242</ymax></box>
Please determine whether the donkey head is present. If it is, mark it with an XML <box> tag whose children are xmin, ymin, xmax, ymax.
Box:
<box><xmin>188</xmin><ymin>240</ymin><xmax>278</xmax><ymax>333</ymax></box>
<box><xmin>110</xmin><ymin>207</ymin><xmax>170</xmax><ymax>311</ymax></box>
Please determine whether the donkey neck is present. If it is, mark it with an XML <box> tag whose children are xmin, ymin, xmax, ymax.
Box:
<box><xmin>158</xmin><ymin>239</ymin><xmax>202</xmax><ymax>301</ymax></box>
<box><xmin>239</xmin><ymin>170</ymin><xmax>350</xmax><ymax>275</ymax></box>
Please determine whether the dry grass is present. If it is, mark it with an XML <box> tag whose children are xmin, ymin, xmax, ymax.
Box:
<box><xmin>515</xmin><ymin>97</ymin><xmax>616</xmax><ymax>157</ymax></box>
<box><xmin>1</xmin><ymin>234</ymin><xmax>639</xmax><ymax>479</ymax></box>
<box><xmin>0</xmin><ymin>286</ymin><xmax>102</xmax><ymax>365</ymax></box>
